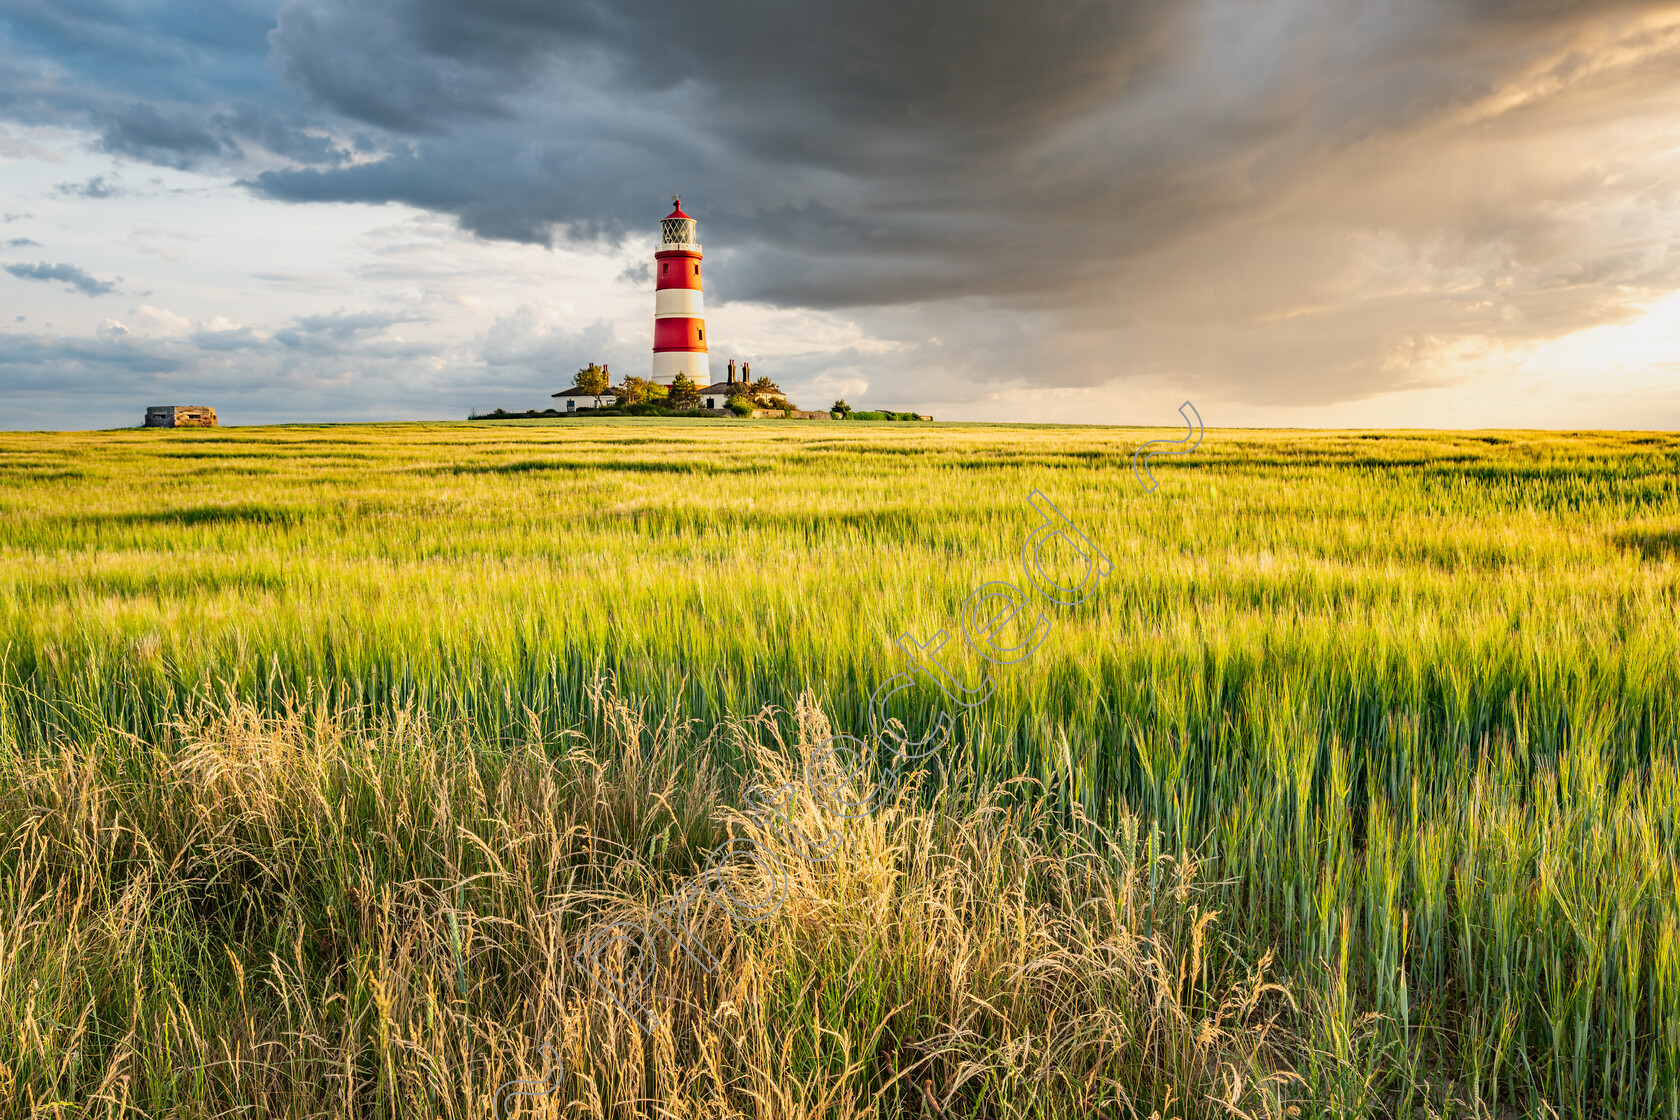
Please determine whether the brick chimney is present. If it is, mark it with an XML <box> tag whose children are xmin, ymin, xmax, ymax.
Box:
<box><xmin>727</xmin><ymin>358</ymin><xmax>736</xmax><ymax>384</ymax></box>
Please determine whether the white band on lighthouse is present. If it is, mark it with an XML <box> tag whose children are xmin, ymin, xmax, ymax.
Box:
<box><xmin>653</xmin><ymin>352</ymin><xmax>710</xmax><ymax>384</ymax></box>
<box><xmin>655</xmin><ymin>289</ymin><xmax>705</xmax><ymax>317</ymax></box>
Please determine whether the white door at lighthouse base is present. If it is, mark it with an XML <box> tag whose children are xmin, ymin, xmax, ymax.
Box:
<box><xmin>652</xmin><ymin>352</ymin><xmax>710</xmax><ymax>385</ymax></box>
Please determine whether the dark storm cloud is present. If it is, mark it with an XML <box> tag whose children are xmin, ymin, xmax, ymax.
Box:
<box><xmin>266</xmin><ymin>0</ymin><xmax>563</xmax><ymax>132</ymax></box>
<box><xmin>95</xmin><ymin>101</ymin><xmax>231</xmax><ymax>168</ymax></box>
<box><xmin>248</xmin><ymin>137</ymin><xmax>628</xmax><ymax>245</ymax></box>
<box><xmin>4</xmin><ymin>260</ymin><xmax>118</xmax><ymax>296</ymax></box>
<box><xmin>250</xmin><ymin>0</ymin><xmax>1680</xmax><ymax>297</ymax></box>
<box><xmin>253</xmin><ymin>0</ymin><xmax>1190</xmax><ymax>253</ymax></box>
<box><xmin>0</xmin><ymin>0</ymin><xmax>284</xmax><ymax>110</ymax></box>
<box><xmin>215</xmin><ymin>101</ymin><xmax>357</xmax><ymax>165</ymax></box>
<box><xmin>270</xmin><ymin>0</ymin><xmax>1179</xmax><ymax>154</ymax></box>
<box><xmin>92</xmin><ymin>101</ymin><xmax>354</xmax><ymax>170</ymax></box>
<box><xmin>0</xmin><ymin>2</ymin><xmax>355</xmax><ymax>175</ymax></box>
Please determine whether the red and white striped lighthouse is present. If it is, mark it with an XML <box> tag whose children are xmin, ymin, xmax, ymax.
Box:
<box><xmin>652</xmin><ymin>198</ymin><xmax>709</xmax><ymax>386</ymax></box>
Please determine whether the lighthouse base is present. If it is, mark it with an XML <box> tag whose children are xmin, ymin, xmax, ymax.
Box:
<box><xmin>652</xmin><ymin>351</ymin><xmax>710</xmax><ymax>386</ymax></box>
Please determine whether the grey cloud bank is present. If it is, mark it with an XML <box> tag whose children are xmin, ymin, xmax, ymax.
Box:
<box><xmin>53</xmin><ymin>175</ymin><xmax>125</xmax><ymax>199</ymax></box>
<box><xmin>4</xmin><ymin>260</ymin><xmax>118</xmax><ymax>296</ymax></box>
<box><xmin>2</xmin><ymin>0</ymin><xmax>1679</xmax><ymax>425</ymax></box>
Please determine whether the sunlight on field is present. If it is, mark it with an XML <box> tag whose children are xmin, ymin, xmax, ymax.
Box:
<box><xmin>1</xmin><ymin>418</ymin><xmax>1677</xmax><ymax>1117</ymax></box>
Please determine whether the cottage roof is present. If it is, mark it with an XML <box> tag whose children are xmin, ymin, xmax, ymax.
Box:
<box><xmin>551</xmin><ymin>386</ymin><xmax>604</xmax><ymax>397</ymax></box>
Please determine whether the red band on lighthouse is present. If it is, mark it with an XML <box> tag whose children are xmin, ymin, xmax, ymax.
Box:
<box><xmin>654</xmin><ymin>254</ymin><xmax>702</xmax><ymax>291</ymax></box>
<box><xmin>654</xmin><ymin>317</ymin><xmax>707</xmax><ymax>352</ymax></box>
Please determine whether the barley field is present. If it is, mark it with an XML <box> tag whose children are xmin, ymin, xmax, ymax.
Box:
<box><xmin>1</xmin><ymin>418</ymin><xmax>1677</xmax><ymax>1119</ymax></box>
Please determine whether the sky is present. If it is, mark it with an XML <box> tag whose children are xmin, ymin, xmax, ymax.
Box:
<box><xmin>1</xmin><ymin>0</ymin><xmax>1679</xmax><ymax>431</ymax></box>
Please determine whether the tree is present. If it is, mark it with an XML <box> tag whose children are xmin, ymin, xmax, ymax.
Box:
<box><xmin>831</xmin><ymin>398</ymin><xmax>852</xmax><ymax>416</ymax></box>
<box><xmin>668</xmin><ymin>371</ymin><xmax>700</xmax><ymax>410</ymax></box>
<box><xmin>615</xmin><ymin>376</ymin><xmax>655</xmax><ymax>406</ymax></box>
<box><xmin>575</xmin><ymin>363</ymin><xmax>610</xmax><ymax>408</ymax></box>
<box><xmin>747</xmin><ymin>376</ymin><xmax>795</xmax><ymax>411</ymax></box>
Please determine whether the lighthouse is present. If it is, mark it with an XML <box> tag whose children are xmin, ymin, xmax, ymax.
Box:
<box><xmin>652</xmin><ymin>198</ymin><xmax>709</xmax><ymax>386</ymax></box>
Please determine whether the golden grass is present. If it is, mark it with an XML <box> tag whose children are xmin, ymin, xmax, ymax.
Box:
<box><xmin>1</xmin><ymin>681</ymin><xmax>1310</xmax><ymax>1118</ymax></box>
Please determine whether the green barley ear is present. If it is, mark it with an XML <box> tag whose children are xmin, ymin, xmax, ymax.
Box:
<box><xmin>448</xmin><ymin>909</ymin><xmax>466</xmax><ymax>999</ymax></box>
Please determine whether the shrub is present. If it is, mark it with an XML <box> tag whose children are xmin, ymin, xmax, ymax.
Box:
<box><xmin>571</xmin><ymin>405</ymin><xmax>733</xmax><ymax>420</ymax></box>
<box><xmin>470</xmin><ymin>408</ymin><xmax>567</xmax><ymax>420</ymax></box>
<box><xmin>728</xmin><ymin>397</ymin><xmax>753</xmax><ymax>417</ymax></box>
<box><xmin>849</xmin><ymin>410</ymin><xmax>928</xmax><ymax>422</ymax></box>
